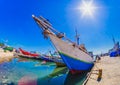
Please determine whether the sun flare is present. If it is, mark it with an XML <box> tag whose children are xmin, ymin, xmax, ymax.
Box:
<box><xmin>79</xmin><ymin>0</ymin><xmax>97</xmax><ymax>18</ymax></box>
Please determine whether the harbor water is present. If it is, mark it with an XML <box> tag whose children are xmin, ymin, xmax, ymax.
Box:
<box><xmin>0</xmin><ymin>57</ymin><xmax>88</xmax><ymax>85</ymax></box>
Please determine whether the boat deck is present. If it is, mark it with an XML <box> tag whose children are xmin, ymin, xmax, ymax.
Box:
<box><xmin>85</xmin><ymin>56</ymin><xmax>120</xmax><ymax>85</ymax></box>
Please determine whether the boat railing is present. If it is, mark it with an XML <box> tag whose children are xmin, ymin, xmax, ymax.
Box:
<box><xmin>32</xmin><ymin>15</ymin><xmax>90</xmax><ymax>54</ymax></box>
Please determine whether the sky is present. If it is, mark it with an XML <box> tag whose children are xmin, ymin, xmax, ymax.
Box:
<box><xmin>0</xmin><ymin>0</ymin><xmax>120</xmax><ymax>54</ymax></box>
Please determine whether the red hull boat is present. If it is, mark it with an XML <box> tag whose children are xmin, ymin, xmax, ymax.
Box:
<box><xmin>19</xmin><ymin>48</ymin><xmax>39</xmax><ymax>57</ymax></box>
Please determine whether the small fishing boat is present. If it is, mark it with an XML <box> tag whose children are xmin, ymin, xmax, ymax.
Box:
<box><xmin>18</xmin><ymin>48</ymin><xmax>40</xmax><ymax>59</ymax></box>
<box><xmin>40</xmin><ymin>55</ymin><xmax>66</xmax><ymax>67</ymax></box>
<box><xmin>32</xmin><ymin>15</ymin><xmax>94</xmax><ymax>74</ymax></box>
<box><xmin>18</xmin><ymin>48</ymin><xmax>65</xmax><ymax>67</ymax></box>
<box><xmin>109</xmin><ymin>37</ymin><xmax>120</xmax><ymax>57</ymax></box>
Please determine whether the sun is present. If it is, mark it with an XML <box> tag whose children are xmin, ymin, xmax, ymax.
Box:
<box><xmin>79</xmin><ymin>0</ymin><xmax>97</xmax><ymax>18</ymax></box>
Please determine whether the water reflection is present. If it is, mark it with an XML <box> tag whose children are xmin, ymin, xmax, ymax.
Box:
<box><xmin>48</xmin><ymin>67</ymin><xmax>68</xmax><ymax>78</ymax></box>
<box><xmin>0</xmin><ymin>58</ymin><xmax>88</xmax><ymax>85</ymax></box>
<box><xmin>18</xmin><ymin>57</ymin><xmax>56</xmax><ymax>66</ymax></box>
<box><xmin>18</xmin><ymin>75</ymin><xmax>38</xmax><ymax>85</ymax></box>
<box><xmin>37</xmin><ymin>67</ymin><xmax>68</xmax><ymax>85</ymax></box>
<box><xmin>64</xmin><ymin>71</ymin><xmax>88</xmax><ymax>85</ymax></box>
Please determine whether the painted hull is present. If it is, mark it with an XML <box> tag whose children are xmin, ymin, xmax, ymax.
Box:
<box><xmin>48</xmin><ymin>34</ymin><xmax>94</xmax><ymax>73</ymax></box>
<box><xmin>19</xmin><ymin>48</ymin><xmax>39</xmax><ymax>57</ymax></box>
<box><xmin>18</xmin><ymin>54</ymin><xmax>41</xmax><ymax>60</ymax></box>
<box><xmin>40</xmin><ymin>56</ymin><xmax>53</xmax><ymax>62</ymax></box>
<box><xmin>40</xmin><ymin>56</ymin><xmax>65</xmax><ymax>67</ymax></box>
<box><xmin>109</xmin><ymin>50</ymin><xmax>120</xmax><ymax>57</ymax></box>
<box><xmin>32</xmin><ymin>15</ymin><xmax>94</xmax><ymax>73</ymax></box>
<box><xmin>59</xmin><ymin>52</ymin><xmax>94</xmax><ymax>73</ymax></box>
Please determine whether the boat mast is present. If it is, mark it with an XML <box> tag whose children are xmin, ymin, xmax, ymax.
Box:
<box><xmin>75</xmin><ymin>29</ymin><xmax>80</xmax><ymax>45</ymax></box>
<box><xmin>112</xmin><ymin>35</ymin><xmax>116</xmax><ymax>45</ymax></box>
<box><xmin>32</xmin><ymin>15</ymin><xmax>75</xmax><ymax>44</ymax></box>
<box><xmin>32</xmin><ymin>15</ymin><xmax>89</xmax><ymax>53</ymax></box>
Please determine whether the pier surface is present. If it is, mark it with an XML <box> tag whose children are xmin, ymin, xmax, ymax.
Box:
<box><xmin>86</xmin><ymin>56</ymin><xmax>120</xmax><ymax>85</ymax></box>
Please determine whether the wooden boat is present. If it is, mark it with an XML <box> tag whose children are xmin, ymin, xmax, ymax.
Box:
<box><xmin>18</xmin><ymin>48</ymin><xmax>65</xmax><ymax>67</ymax></box>
<box><xmin>18</xmin><ymin>53</ymin><xmax>41</xmax><ymax>60</ymax></box>
<box><xmin>40</xmin><ymin>55</ymin><xmax>66</xmax><ymax>67</ymax></box>
<box><xmin>19</xmin><ymin>48</ymin><xmax>40</xmax><ymax>57</ymax></box>
<box><xmin>32</xmin><ymin>15</ymin><xmax>94</xmax><ymax>74</ymax></box>
<box><xmin>17</xmin><ymin>48</ymin><xmax>42</xmax><ymax>60</ymax></box>
<box><xmin>108</xmin><ymin>38</ymin><xmax>120</xmax><ymax>57</ymax></box>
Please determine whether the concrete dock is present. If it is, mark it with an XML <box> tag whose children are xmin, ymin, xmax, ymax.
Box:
<box><xmin>86</xmin><ymin>56</ymin><xmax>120</xmax><ymax>85</ymax></box>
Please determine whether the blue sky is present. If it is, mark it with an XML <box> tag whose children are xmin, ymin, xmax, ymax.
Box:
<box><xmin>0</xmin><ymin>0</ymin><xmax>120</xmax><ymax>54</ymax></box>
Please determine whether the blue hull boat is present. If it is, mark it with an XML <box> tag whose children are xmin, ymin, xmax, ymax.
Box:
<box><xmin>59</xmin><ymin>51</ymin><xmax>94</xmax><ymax>73</ymax></box>
<box><xmin>32</xmin><ymin>15</ymin><xmax>94</xmax><ymax>74</ymax></box>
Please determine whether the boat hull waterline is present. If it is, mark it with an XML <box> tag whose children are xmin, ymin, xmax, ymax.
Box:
<box><xmin>59</xmin><ymin>51</ymin><xmax>94</xmax><ymax>73</ymax></box>
<box><xmin>48</xmin><ymin>34</ymin><xmax>94</xmax><ymax>74</ymax></box>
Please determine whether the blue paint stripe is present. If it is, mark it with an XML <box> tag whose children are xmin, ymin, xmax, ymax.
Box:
<box><xmin>59</xmin><ymin>52</ymin><xmax>94</xmax><ymax>71</ymax></box>
<box><xmin>58</xmin><ymin>51</ymin><xmax>93</xmax><ymax>64</ymax></box>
